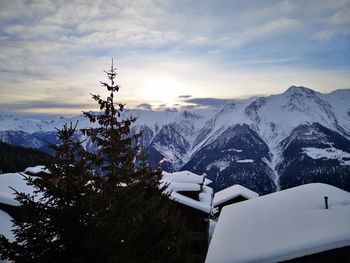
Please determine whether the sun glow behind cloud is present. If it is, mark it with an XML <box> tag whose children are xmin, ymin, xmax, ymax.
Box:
<box><xmin>140</xmin><ymin>77</ymin><xmax>188</xmax><ymax>107</ymax></box>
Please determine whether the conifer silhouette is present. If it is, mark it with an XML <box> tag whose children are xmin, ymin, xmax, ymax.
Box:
<box><xmin>0</xmin><ymin>60</ymin><xmax>189</xmax><ymax>263</ymax></box>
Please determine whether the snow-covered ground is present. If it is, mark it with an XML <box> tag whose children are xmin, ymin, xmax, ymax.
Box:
<box><xmin>0</xmin><ymin>210</ymin><xmax>14</xmax><ymax>241</ymax></box>
<box><xmin>303</xmin><ymin>147</ymin><xmax>350</xmax><ymax>166</ymax></box>
<box><xmin>236</xmin><ymin>159</ymin><xmax>254</xmax><ymax>163</ymax></box>
<box><xmin>206</xmin><ymin>183</ymin><xmax>350</xmax><ymax>263</ymax></box>
<box><xmin>206</xmin><ymin>160</ymin><xmax>231</xmax><ymax>172</ymax></box>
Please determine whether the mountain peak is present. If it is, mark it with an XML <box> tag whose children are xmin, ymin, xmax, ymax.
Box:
<box><xmin>329</xmin><ymin>88</ymin><xmax>350</xmax><ymax>96</ymax></box>
<box><xmin>285</xmin><ymin>86</ymin><xmax>315</xmax><ymax>95</ymax></box>
<box><xmin>181</xmin><ymin>110</ymin><xmax>200</xmax><ymax>119</ymax></box>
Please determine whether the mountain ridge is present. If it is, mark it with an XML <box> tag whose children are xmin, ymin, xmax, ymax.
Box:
<box><xmin>1</xmin><ymin>86</ymin><xmax>350</xmax><ymax>194</ymax></box>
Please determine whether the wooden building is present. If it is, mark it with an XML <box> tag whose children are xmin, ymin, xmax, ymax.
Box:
<box><xmin>162</xmin><ymin>171</ymin><xmax>213</xmax><ymax>263</ymax></box>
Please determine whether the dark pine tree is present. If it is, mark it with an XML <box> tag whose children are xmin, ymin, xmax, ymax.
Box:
<box><xmin>81</xmin><ymin>59</ymin><xmax>189</xmax><ymax>262</ymax></box>
<box><xmin>0</xmin><ymin>60</ymin><xmax>189</xmax><ymax>263</ymax></box>
<box><xmin>0</xmin><ymin>122</ymin><xmax>101</xmax><ymax>263</ymax></box>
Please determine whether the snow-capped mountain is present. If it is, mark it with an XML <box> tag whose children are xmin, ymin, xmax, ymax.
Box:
<box><xmin>1</xmin><ymin>86</ymin><xmax>350</xmax><ymax>194</ymax></box>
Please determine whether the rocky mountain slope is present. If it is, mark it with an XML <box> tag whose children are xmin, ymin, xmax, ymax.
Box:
<box><xmin>1</xmin><ymin>86</ymin><xmax>350</xmax><ymax>194</ymax></box>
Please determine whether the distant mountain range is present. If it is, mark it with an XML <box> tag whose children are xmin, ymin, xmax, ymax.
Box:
<box><xmin>1</xmin><ymin>86</ymin><xmax>350</xmax><ymax>194</ymax></box>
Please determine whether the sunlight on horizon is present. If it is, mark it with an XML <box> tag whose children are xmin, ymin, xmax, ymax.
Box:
<box><xmin>140</xmin><ymin>77</ymin><xmax>189</xmax><ymax>107</ymax></box>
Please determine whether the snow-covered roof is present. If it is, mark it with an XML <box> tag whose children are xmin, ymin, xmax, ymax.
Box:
<box><xmin>24</xmin><ymin>165</ymin><xmax>50</xmax><ymax>175</ymax></box>
<box><xmin>0</xmin><ymin>172</ymin><xmax>37</xmax><ymax>206</ymax></box>
<box><xmin>0</xmin><ymin>166</ymin><xmax>48</xmax><ymax>206</ymax></box>
<box><xmin>206</xmin><ymin>183</ymin><xmax>350</xmax><ymax>263</ymax></box>
<box><xmin>213</xmin><ymin>184</ymin><xmax>258</xmax><ymax>207</ymax></box>
<box><xmin>161</xmin><ymin>171</ymin><xmax>213</xmax><ymax>213</ymax></box>
<box><xmin>162</xmin><ymin>171</ymin><xmax>212</xmax><ymax>185</ymax></box>
<box><xmin>169</xmin><ymin>185</ymin><xmax>213</xmax><ymax>213</ymax></box>
<box><xmin>0</xmin><ymin>210</ymin><xmax>14</xmax><ymax>241</ymax></box>
<box><xmin>165</xmin><ymin>182</ymin><xmax>201</xmax><ymax>192</ymax></box>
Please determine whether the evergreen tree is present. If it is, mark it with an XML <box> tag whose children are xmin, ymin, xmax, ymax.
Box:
<box><xmin>81</xmin><ymin>59</ymin><xmax>189</xmax><ymax>262</ymax></box>
<box><xmin>0</xmin><ymin>60</ymin><xmax>189</xmax><ymax>262</ymax></box>
<box><xmin>0</xmin><ymin>122</ymin><xmax>101</xmax><ymax>262</ymax></box>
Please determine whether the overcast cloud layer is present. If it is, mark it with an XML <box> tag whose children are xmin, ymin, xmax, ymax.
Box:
<box><xmin>0</xmin><ymin>0</ymin><xmax>349</xmax><ymax>114</ymax></box>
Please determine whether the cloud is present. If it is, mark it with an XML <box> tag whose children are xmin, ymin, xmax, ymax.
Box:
<box><xmin>178</xmin><ymin>95</ymin><xmax>192</xmax><ymax>99</ymax></box>
<box><xmin>153</xmin><ymin>105</ymin><xmax>178</xmax><ymax>112</ymax></box>
<box><xmin>0</xmin><ymin>1</ymin><xmax>346</xmax><ymax>60</ymax></box>
<box><xmin>184</xmin><ymin>98</ymin><xmax>231</xmax><ymax>108</ymax></box>
<box><xmin>0</xmin><ymin>0</ymin><xmax>349</xmax><ymax>115</ymax></box>
<box><xmin>0</xmin><ymin>100</ymin><xmax>96</xmax><ymax>114</ymax></box>
<box><xmin>313</xmin><ymin>8</ymin><xmax>350</xmax><ymax>40</ymax></box>
<box><xmin>135</xmin><ymin>103</ymin><xmax>153</xmax><ymax>110</ymax></box>
<box><xmin>216</xmin><ymin>17</ymin><xmax>302</xmax><ymax>48</ymax></box>
<box><xmin>179</xmin><ymin>104</ymin><xmax>201</xmax><ymax>110</ymax></box>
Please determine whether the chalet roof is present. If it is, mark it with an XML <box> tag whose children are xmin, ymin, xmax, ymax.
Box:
<box><xmin>161</xmin><ymin>171</ymin><xmax>213</xmax><ymax>214</ymax></box>
<box><xmin>162</xmin><ymin>171</ymin><xmax>212</xmax><ymax>185</ymax></box>
<box><xmin>213</xmin><ymin>184</ymin><xmax>258</xmax><ymax>207</ymax></box>
<box><xmin>0</xmin><ymin>171</ymin><xmax>39</xmax><ymax>206</ymax></box>
<box><xmin>206</xmin><ymin>183</ymin><xmax>350</xmax><ymax>263</ymax></box>
<box><xmin>24</xmin><ymin>165</ymin><xmax>50</xmax><ymax>175</ymax></box>
<box><xmin>0</xmin><ymin>165</ymin><xmax>49</xmax><ymax>207</ymax></box>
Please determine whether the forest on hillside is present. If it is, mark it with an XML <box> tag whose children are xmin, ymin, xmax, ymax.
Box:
<box><xmin>0</xmin><ymin>142</ymin><xmax>50</xmax><ymax>173</ymax></box>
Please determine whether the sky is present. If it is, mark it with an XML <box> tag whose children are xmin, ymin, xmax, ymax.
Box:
<box><xmin>0</xmin><ymin>0</ymin><xmax>349</xmax><ymax>115</ymax></box>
